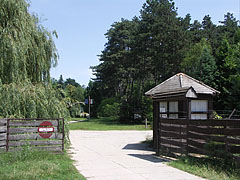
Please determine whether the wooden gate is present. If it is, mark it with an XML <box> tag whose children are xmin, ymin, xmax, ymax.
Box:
<box><xmin>1</xmin><ymin>118</ymin><xmax>64</xmax><ymax>152</ymax></box>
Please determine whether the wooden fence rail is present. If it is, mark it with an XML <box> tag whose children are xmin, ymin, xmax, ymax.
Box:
<box><xmin>0</xmin><ymin>118</ymin><xmax>64</xmax><ymax>153</ymax></box>
<box><xmin>158</xmin><ymin>118</ymin><xmax>240</xmax><ymax>162</ymax></box>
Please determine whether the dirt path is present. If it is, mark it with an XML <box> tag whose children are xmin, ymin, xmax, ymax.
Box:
<box><xmin>69</xmin><ymin>130</ymin><xmax>204</xmax><ymax>180</ymax></box>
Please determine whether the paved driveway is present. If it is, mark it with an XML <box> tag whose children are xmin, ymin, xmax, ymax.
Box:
<box><xmin>69</xmin><ymin>130</ymin><xmax>204</xmax><ymax>180</ymax></box>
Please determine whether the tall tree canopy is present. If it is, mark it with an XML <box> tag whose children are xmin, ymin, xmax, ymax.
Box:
<box><xmin>0</xmin><ymin>0</ymin><xmax>58</xmax><ymax>84</ymax></box>
<box><xmin>91</xmin><ymin>0</ymin><xmax>240</xmax><ymax>121</ymax></box>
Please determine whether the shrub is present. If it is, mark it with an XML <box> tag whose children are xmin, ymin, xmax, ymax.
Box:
<box><xmin>97</xmin><ymin>98</ymin><xmax>120</xmax><ymax>117</ymax></box>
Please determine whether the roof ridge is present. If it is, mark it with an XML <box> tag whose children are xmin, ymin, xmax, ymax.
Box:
<box><xmin>182</xmin><ymin>73</ymin><xmax>220</xmax><ymax>94</ymax></box>
<box><xmin>145</xmin><ymin>74</ymin><xmax>179</xmax><ymax>95</ymax></box>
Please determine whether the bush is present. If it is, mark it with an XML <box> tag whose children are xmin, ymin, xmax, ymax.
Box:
<box><xmin>97</xmin><ymin>98</ymin><xmax>120</xmax><ymax>117</ymax></box>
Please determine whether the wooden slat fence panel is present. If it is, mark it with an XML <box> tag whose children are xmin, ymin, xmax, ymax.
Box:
<box><xmin>189</xmin><ymin>126</ymin><xmax>225</xmax><ymax>135</ymax></box>
<box><xmin>9</xmin><ymin>133</ymin><xmax>63</xmax><ymax>141</ymax></box>
<box><xmin>158</xmin><ymin>118</ymin><xmax>240</xmax><ymax>162</ymax></box>
<box><xmin>160</xmin><ymin>138</ymin><xmax>185</xmax><ymax>148</ymax></box>
<box><xmin>8</xmin><ymin>146</ymin><xmax>62</xmax><ymax>152</ymax></box>
<box><xmin>0</xmin><ymin>127</ymin><xmax>6</xmax><ymax>133</ymax></box>
<box><xmin>9</xmin><ymin>140</ymin><xmax>62</xmax><ymax>147</ymax></box>
<box><xmin>0</xmin><ymin>134</ymin><xmax>6</xmax><ymax>141</ymax></box>
<box><xmin>0</xmin><ymin>119</ymin><xmax>7</xmax><ymax>126</ymax></box>
<box><xmin>0</xmin><ymin>119</ymin><xmax>7</xmax><ymax>152</ymax></box>
<box><xmin>160</xmin><ymin>131</ymin><xmax>186</xmax><ymax>139</ymax></box>
<box><xmin>9</xmin><ymin>127</ymin><xmax>58</xmax><ymax>134</ymax></box>
<box><xmin>2</xmin><ymin>118</ymin><xmax>65</xmax><ymax>153</ymax></box>
<box><xmin>9</xmin><ymin>120</ymin><xmax>58</xmax><ymax>127</ymax></box>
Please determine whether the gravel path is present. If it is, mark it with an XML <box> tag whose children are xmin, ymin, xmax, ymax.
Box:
<box><xmin>69</xmin><ymin>130</ymin><xmax>204</xmax><ymax>180</ymax></box>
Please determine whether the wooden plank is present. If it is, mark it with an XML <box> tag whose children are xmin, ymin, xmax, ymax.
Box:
<box><xmin>9</xmin><ymin>140</ymin><xmax>62</xmax><ymax>147</ymax></box>
<box><xmin>9</xmin><ymin>133</ymin><xmax>63</xmax><ymax>140</ymax></box>
<box><xmin>229</xmin><ymin>145</ymin><xmax>240</xmax><ymax>154</ymax></box>
<box><xmin>7</xmin><ymin>118</ymin><xmax>63</xmax><ymax>121</ymax></box>
<box><xmin>188</xmin><ymin>139</ymin><xmax>205</xmax><ymax>149</ymax></box>
<box><xmin>188</xmin><ymin>132</ymin><xmax>225</xmax><ymax>143</ymax></box>
<box><xmin>160</xmin><ymin>144</ymin><xmax>183</xmax><ymax>154</ymax></box>
<box><xmin>9</xmin><ymin>127</ymin><xmax>58</xmax><ymax>134</ymax></box>
<box><xmin>227</xmin><ymin>137</ymin><xmax>240</xmax><ymax>145</ymax></box>
<box><xmin>224</xmin><ymin>128</ymin><xmax>240</xmax><ymax>136</ymax></box>
<box><xmin>0</xmin><ymin>127</ymin><xmax>6</xmax><ymax>133</ymax></box>
<box><xmin>9</xmin><ymin>120</ymin><xmax>58</xmax><ymax>127</ymax></box>
<box><xmin>0</xmin><ymin>141</ymin><xmax>6</xmax><ymax>147</ymax></box>
<box><xmin>8</xmin><ymin>146</ymin><xmax>63</xmax><ymax>152</ymax></box>
<box><xmin>189</xmin><ymin>126</ymin><xmax>225</xmax><ymax>135</ymax></box>
<box><xmin>188</xmin><ymin>120</ymin><xmax>240</xmax><ymax>127</ymax></box>
<box><xmin>0</xmin><ymin>119</ymin><xmax>7</xmax><ymax>126</ymax></box>
<box><xmin>160</xmin><ymin>138</ymin><xmax>185</xmax><ymax>148</ymax></box>
<box><xmin>160</xmin><ymin>125</ymin><xmax>185</xmax><ymax>133</ymax></box>
<box><xmin>188</xmin><ymin>146</ymin><xmax>207</xmax><ymax>155</ymax></box>
<box><xmin>0</xmin><ymin>134</ymin><xmax>6</xmax><ymax>141</ymax></box>
<box><xmin>160</xmin><ymin>119</ymin><xmax>240</xmax><ymax>127</ymax></box>
<box><xmin>160</xmin><ymin>131</ymin><xmax>186</xmax><ymax>139</ymax></box>
<box><xmin>160</xmin><ymin>119</ymin><xmax>188</xmax><ymax>125</ymax></box>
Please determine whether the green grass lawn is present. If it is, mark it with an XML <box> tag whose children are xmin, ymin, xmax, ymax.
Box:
<box><xmin>168</xmin><ymin>156</ymin><xmax>240</xmax><ymax>180</ymax></box>
<box><xmin>0</xmin><ymin>149</ymin><xmax>86</xmax><ymax>180</ymax></box>
<box><xmin>69</xmin><ymin>117</ymin><xmax>152</xmax><ymax>131</ymax></box>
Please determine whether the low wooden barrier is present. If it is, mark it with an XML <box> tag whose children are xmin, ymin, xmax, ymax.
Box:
<box><xmin>0</xmin><ymin>119</ymin><xmax>7</xmax><ymax>152</ymax></box>
<box><xmin>0</xmin><ymin>118</ymin><xmax>65</xmax><ymax>152</ymax></box>
<box><xmin>158</xmin><ymin>118</ymin><xmax>240</xmax><ymax>162</ymax></box>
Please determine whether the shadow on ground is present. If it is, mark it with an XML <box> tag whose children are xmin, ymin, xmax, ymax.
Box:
<box><xmin>122</xmin><ymin>143</ymin><xmax>153</xmax><ymax>151</ymax></box>
<box><xmin>128</xmin><ymin>154</ymin><xmax>170</xmax><ymax>163</ymax></box>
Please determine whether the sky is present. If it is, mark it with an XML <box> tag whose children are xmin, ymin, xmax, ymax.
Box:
<box><xmin>29</xmin><ymin>0</ymin><xmax>239</xmax><ymax>86</ymax></box>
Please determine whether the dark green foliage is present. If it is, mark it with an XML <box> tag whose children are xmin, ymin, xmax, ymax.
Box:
<box><xmin>0</xmin><ymin>81</ymin><xmax>69</xmax><ymax>118</ymax></box>
<box><xmin>0</xmin><ymin>0</ymin><xmax>71</xmax><ymax>124</ymax></box>
<box><xmin>90</xmin><ymin>0</ymin><xmax>240</xmax><ymax>121</ymax></box>
<box><xmin>0</xmin><ymin>0</ymin><xmax>58</xmax><ymax>84</ymax></box>
<box><xmin>97</xmin><ymin>98</ymin><xmax>120</xmax><ymax>117</ymax></box>
<box><xmin>54</xmin><ymin>75</ymin><xmax>85</xmax><ymax>118</ymax></box>
<box><xmin>181</xmin><ymin>39</ymin><xmax>218</xmax><ymax>88</ymax></box>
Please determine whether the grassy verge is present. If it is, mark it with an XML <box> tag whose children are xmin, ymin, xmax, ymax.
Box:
<box><xmin>69</xmin><ymin>117</ymin><xmax>151</xmax><ymax>131</ymax></box>
<box><xmin>0</xmin><ymin>149</ymin><xmax>86</xmax><ymax>180</ymax></box>
<box><xmin>168</xmin><ymin>156</ymin><xmax>240</xmax><ymax>180</ymax></box>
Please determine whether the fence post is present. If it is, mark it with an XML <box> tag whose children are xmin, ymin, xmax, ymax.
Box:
<box><xmin>185</xmin><ymin>120</ymin><xmax>189</xmax><ymax>156</ymax></box>
<box><xmin>186</xmin><ymin>98</ymin><xmax>191</xmax><ymax>157</ymax></box>
<box><xmin>157</xmin><ymin>119</ymin><xmax>161</xmax><ymax>156</ymax></box>
<box><xmin>62</xmin><ymin>118</ymin><xmax>65</xmax><ymax>152</ymax></box>
<box><xmin>6</xmin><ymin>119</ymin><xmax>9</xmax><ymax>152</ymax></box>
<box><xmin>224</xmin><ymin>125</ymin><xmax>229</xmax><ymax>154</ymax></box>
<box><xmin>145</xmin><ymin>118</ymin><xmax>148</xmax><ymax>129</ymax></box>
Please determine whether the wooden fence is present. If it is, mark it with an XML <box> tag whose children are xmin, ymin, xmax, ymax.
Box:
<box><xmin>158</xmin><ymin>118</ymin><xmax>240</xmax><ymax>161</ymax></box>
<box><xmin>0</xmin><ymin>118</ymin><xmax>64</xmax><ymax>152</ymax></box>
<box><xmin>0</xmin><ymin>119</ymin><xmax>7</xmax><ymax>152</ymax></box>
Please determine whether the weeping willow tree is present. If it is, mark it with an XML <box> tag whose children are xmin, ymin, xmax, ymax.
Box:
<box><xmin>0</xmin><ymin>80</ymin><xmax>69</xmax><ymax>118</ymax></box>
<box><xmin>0</xmin><ymin>0</ymin><xmax>69</xmax><ymax>123</ymax></box>
<box><xmin>0</xmin><ymin>0</ymin><xmax>58</xmax><ymax>84</ymax></box>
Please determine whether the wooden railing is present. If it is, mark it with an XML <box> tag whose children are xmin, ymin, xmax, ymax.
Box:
<box><xmin>158</xmin><ymin>118</ymin><xmax>240</xmax><ymax>162</ymax></box>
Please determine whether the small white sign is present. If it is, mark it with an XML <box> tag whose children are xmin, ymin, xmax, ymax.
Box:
<box><xmin>38</xmin><ymin>127</ymin><xmax>54</xmax><ymax>132</ymax></box>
